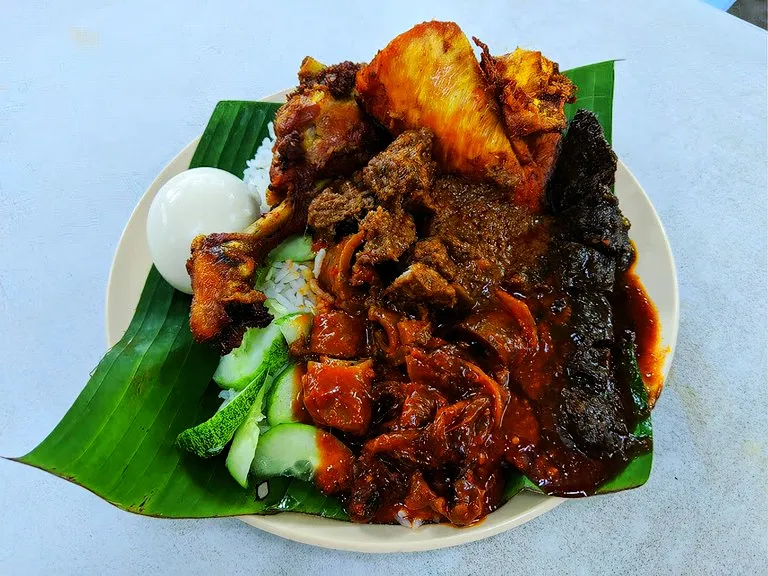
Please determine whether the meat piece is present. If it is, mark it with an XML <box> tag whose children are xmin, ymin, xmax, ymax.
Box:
<box><xmin>270</xmin><ymin>58</ymin><xmax>384</xmax><ymax>205</ymax></box>
<box><xmin>428</xmin><ymin>176</ymin><xmax>551</xmax><ymax>299</ymax></box>
<box><xmin>348</xmin><ymin>454</ymin><xmax>409</xmax><ymax>522</ymax></box>
<box><xmin>317</xmin><ymin>232</ymin><xmax>365</xmax><ymax>309</ymax></box>
<box><xmin>562</xmin><ymin>190</ymin><xmax>634</xmax><ymax>271</ymax></box>
<box><xmin>297</xmin><ymin>57</ymin><xmax>359</xmax><ymax>98</ymax></box>
<box><xmin>570</xmin><ymin>292</ymin><xmax>613</xmax><ymax>347</ymax></box>
<box><xmin>476</xmin><ymin>42</ymin><xmax>576</xmax><ymax>140</ymax></box>
<box><xmin>368</xmin><ymin>307</ymin><xmax>403</xmax><ymax>358</ymax></box>
<box><xmin>398</xmin><ymin>383</ymin><xmax>448</xmax><ymax>429</ymax></box>
<box><xmin>557</xmin><ymin>385</ymin><xmax>628</xmax><ymax>458</ymax></box>
<box><xmin>384</xmin><ymin>263</ymin><xmax>457</xmax><ymax>308</ymax></box>
<box><xmin>307</xmin><ymin>179</ymin><xmax>373</xmax><ymax>239</ymax></box>
<box><xmin>352</xmin><ymin>207</ymin><xmax>417</xmax><ymax>284</ymax></box>
<box><xmin>456</xmin><ymin>310</ymin><xmax>530</xmax><ymax>365</ymax></box>
<box><xmin>405</xmin><ymin>348</ymin><xmax>509</xmax><ymax>425</ymax></box>
<box><xmin>566</xmin><ymin>347</ymin><xmax>613</xmax><ymax>395</ymax></box>
<box><xmin>411</xmin><ymin>238</ymin><xmax>458</xmax><ymax>281</ymax></box>
<box><xmin>396</xmin><ymin>319</ymin><xmax>432</xmax><ymax>347</ymax></box>
<box><xmin>547</xmin><ymin>109</ymin><xmax>618</xmax><ymax>213</ymax></box>
<box><xmin>361</xmin><ymin>129</ymin><xmax>436</xmax><ymax>206</ymax></box>
<box><xmin>310</xmin><ymin>310</ymin><xmax>368</xmax><ymax>359</ymax></box>
<box><xmin>187</xmin><ymin>232</ymin><xmax>273</xmax><ymax>352</ymax></box>
<box><xmin>303</xmin><ymin>359</ymin><xmax>374</xmax><ymax>435</ymax></box>
<box><xmin>558</xmin><ymin>241</ymin><xmax>616</xmax><ymax>292</ymax></box>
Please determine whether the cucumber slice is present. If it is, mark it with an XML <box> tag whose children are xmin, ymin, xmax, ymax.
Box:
<box><xmin>225</xmin><ymin>378</ymin><xmax>272</xmax><ymax>488</ymax></box>
<box><xmin>176</xmin><ymin>372</ymin><xmax>267</xmax><ymax>458</ymax></box>
<box><xmin>267</xmin><ymin>235</ymin><xmax>315</xmax><ymax>263</ymax></box>
<box><xmin>275</xmin><ymin>312</ymin><xmax>313</xmax><ymax>345</ymax></box>
<box><xmin>213</xmin><ymin>322</ymin><xmax>288</xmax><ymax>390</ymax></box>
<box><xmin>264</xmin><ymin>298</ymin><xmax>290</xmax><ymax>320</ymax></box>
<box><xmin>251</xmin><ymin>423</ymin><xmax>320</xmax><ymax>483</ymax></box>
<box><xmin>266</xmin><ymin>363</ymin><xmax>304</xmax><ymax>426</ymax></box>
<box><xmin>250</xmin><ymin>423</ymin><xmax>353</xmax><ymax>494</ymax></box>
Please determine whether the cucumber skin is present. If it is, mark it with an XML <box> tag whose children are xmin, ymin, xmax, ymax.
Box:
<box><xmin>250</xmin><ymin>423</ymin><xmax>320</xmax><ymax>483</ymax></box>
<box><xmin>176</xmin><ymin>371</ymin><xmax>268</xmax><ymax>458</ymax></box>
<box><xmin>266</xmin><ymin>364</ymin><xmax>303</xmax><ymax>427</ymax></box>
<box><xmin>275</xmin><ymin>313</ymin><xmax>313</xmax><ymax>346</ymax></box>
<box><xmin>213</xmin><ymin>324</ymin><xmax>289</xmax><ymax>391</ymax></box>
<box><xmin>225</xmin><ymin>379</ymin><xmax>272</xmax><ymax>487</ymax></box>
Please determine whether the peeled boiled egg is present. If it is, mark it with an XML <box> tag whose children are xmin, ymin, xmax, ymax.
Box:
<box><xmin>146</xmin><ymin>167</ymin><xmax>260</xmax><ymax>293</ymax></box>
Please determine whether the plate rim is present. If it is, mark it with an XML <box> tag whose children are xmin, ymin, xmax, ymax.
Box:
<box><xmin>104</xmin><ymin>90</ymin><xmax>679</xmax><ymax>553</ymax></box>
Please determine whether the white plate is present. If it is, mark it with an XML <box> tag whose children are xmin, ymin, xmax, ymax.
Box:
<box><xmin>105</xmin><ymin>90</ymin><xmax>679</xmax><ymax>553</ymax></box>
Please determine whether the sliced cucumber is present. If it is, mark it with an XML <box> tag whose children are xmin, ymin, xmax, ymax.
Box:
<box><xmin>275</xmin><ymin>312</ymin><xmax>313</xmax><ymax>345</ymax></box>
<box><xmin>251</xmin><ymin>423</ymin><xmax>353</xmax><ymax>494</ymax></box>
<box><xmin>176</xmin><ymin>372</ymin><xmax>267</xmax><ymax>458</ymax></box>
<box><xmin>225</xmin><ymin>378</ymin><xmax>272</xmax><ymax>488</ymax></box>
<box><xmin>264</xmin><ymin>298</ymin><xmax>290</xmax><ymax>320</ymax></box>
<box><xmin>266</xmin><ymin>363</ymin><xmax>304</xmax><ymax>426</ymax></box>
<box><xmin>213</xmin><ymin>322</ymin><xmax>288</xmax><ymax>391</ymax></box>
<box><xmin>267</xmin><ymin>235</ymin><xmax>315</xmax><ymax>263</ymax></box>
<box><xmin>251</xmin><ymin>423</ymin><xmax>320</xmax><ymax>483</ymax></box>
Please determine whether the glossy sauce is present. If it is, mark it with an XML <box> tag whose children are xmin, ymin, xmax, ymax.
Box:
<box><xmin>314</xmin><ymin>430</ymin><xmax>354</xmax><ymax>494</ymax></box>
<box><xmin>614</xmin><ymin>262</ymin><xmax>666</xmax><ymax>406</ymax></box>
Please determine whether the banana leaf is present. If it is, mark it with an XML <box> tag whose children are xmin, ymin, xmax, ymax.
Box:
<box><xmin>12</xmin><ymin>59</ymin><xmax>650</xmax><ymax>520</ymax></box>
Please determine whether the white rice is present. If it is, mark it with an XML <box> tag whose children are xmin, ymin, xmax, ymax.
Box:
<box><xmin>242</xmin><ymin>121</ymin><xmax>277</xmax><ymax>215</ymax></box>
<box><xmin>257</xmin><ymin>257</ymin><xmax>323</xmax><ymax>317</ymax></box>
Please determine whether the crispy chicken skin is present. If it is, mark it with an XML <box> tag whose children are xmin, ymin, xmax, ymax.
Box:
<box><xmin>356</xmin><ymin>21</ymin><xmax>575</xmax><ymax>209</ymax></box>
<box><xmin>475</xmin><ymin>41</ymin><xmax>576</xmax><ymax>140</ymax></box>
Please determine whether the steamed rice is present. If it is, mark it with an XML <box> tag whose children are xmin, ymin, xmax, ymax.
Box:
<box><xmin>243</xmin><ymin>122</ymin><xmax>277</xmax><ymax>215</ymax></box>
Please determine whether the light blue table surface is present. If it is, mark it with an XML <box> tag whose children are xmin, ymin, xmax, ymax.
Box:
<box><xmin>1</xmin><ymin>1</ymin><xmax>766</xmax><ymax>574</ymax></box>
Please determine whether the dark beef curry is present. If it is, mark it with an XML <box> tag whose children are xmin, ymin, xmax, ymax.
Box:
<box><xmin>290</xmin><ymin>109</ymin><xmax>664</xmax><ymax>526</ymax></box>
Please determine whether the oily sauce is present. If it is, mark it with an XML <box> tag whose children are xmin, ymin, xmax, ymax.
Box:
<box><xmin>613</xmin><ymin>258</ymin><xmax>666</xmax><ymax>406</ymax></box>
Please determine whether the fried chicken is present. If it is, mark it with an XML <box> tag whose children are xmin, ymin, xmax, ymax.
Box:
<box><xmin>356</xmin><ymin>21</ymin><xmax>575</xmax><ymax>210</ymax></box>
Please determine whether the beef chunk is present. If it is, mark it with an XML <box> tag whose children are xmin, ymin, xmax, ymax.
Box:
<box><xmin>411</xmin><ymin>237</ymin><xmax>459</xmax><ymax>281</ymax></box>
<box><xmin>570</xmin><ymin>292</ymin><xmax>613</xmax><ymax>347</ymax></box>
<box><xmin>562</xmin><ymin>190</ymin><xmax>634</xmax><ymax>271</ymax></box>
<box><xmin>352</xmin><ymin>207</ymin><xmax>418</xmax><ymax>284</ymax></box>
<box><xmin>558</xmin><ymin>385</ymin><xmax>628</xmax><ymax>458</ymax></box>
<box><xmin>307</xmin><ymin>179</ymin><xmax>373</xmax><ymax>238</ymax></box>
<box><xmin>362</xmin><ymin>129</ymin><xmax>436</xmax><ymax>206</ymax></box>
<box><xmin>558</xmin><ymin>241</ymin><xmax>616</xmax><ymax>292</ymax></box>
<box><xmin>547</xmin><ymin>109</ymin><xmax>617</xmax><ymax>212</ymax></box>
<box><xmin>384</xmin><ymin>263</ymin><xmax>457</xmax><ymax>308</ymax></box>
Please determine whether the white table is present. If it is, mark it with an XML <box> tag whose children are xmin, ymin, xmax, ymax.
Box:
<box><xmin>1</xmin><ymin>1</ymin><xmax>766</xmax><ymax>573</ymax></box>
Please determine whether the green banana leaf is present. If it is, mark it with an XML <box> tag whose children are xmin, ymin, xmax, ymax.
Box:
<box><xmin>13</xmin><ymin>59</ymin><xmax>650</xmax><ymax>519</ymax></box>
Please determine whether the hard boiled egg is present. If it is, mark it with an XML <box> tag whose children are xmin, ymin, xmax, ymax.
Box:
<box><xmin>146</xmin><ymin>167</ymin><xmax>260</xmax><ymax>293</ymax></box>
